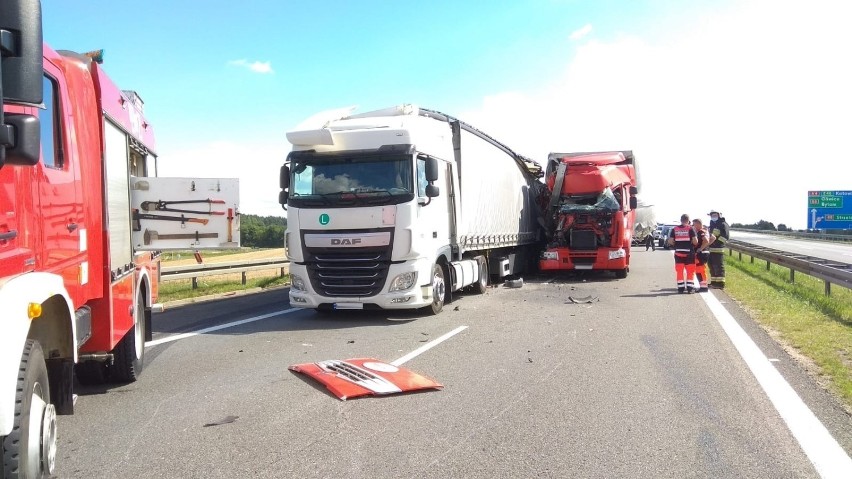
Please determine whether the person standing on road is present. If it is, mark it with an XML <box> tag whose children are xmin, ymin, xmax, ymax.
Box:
<box><xmin>707</xmin><ymin>209</ymin><xmax>730</xmax><ymax>288</ymax></box>
<box><xmin>645</xmin><ymin>232</ymin><xmax>656</xmax><ymax>251</ymax></box>
<box><xmin>692</xmin><ymin>218</ymin><xmax>713</xmax><ymax>292</ymax></box>
<box><xmin>668</xmin><ymin>214</ymin><xmax>698</xmax><ymax>293</ymax></box>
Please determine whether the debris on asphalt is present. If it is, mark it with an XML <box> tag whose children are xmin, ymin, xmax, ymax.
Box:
<box><xmin>203</xmin><ymin>415</ymin><xmax>239</xmax><ymax>428</ymax></box>
<box><xmin>505</xmin><ymin>277</ymin><xmax>524</xmax><ymax>288</ymax></box>
<box><xmin>289</xmin><ymin>358</ymin><xmax>443</xmax><ymax>401</ymax></box>
<box><xmin>301</xmin><ymin>343</ymin><xmax>313</xmax><ymax>347</ymax></box>
<box><xmin>454</xmin><ymin>306</ymin><xmax>460</xmax><ymax>311</ymax></box>
<box><xmin>347</xmin><ymin>340</ymin><xmax>355</xmax><ymax>344</ymax></box>
<box><xmin>566</xmin><ymin>295</ymin><xmax>599</xmax><ymax>304</ymax></box>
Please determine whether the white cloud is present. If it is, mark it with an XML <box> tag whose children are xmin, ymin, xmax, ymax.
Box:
<box><xmin>228</xmin><ymin>59</ymin><xmax>274</xmax><ymax>74</ymax></box>
<box><xmin>569</xmin><ymin>23</ymin><xmax>593</xmax><ymax>41</ymax></box>
<box><xmin>459</xmin><ymin>0</ymin><xmax>852</xmax><ymax>229</ymax></box>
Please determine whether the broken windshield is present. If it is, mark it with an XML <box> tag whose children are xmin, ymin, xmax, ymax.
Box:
<box><xmin>558</xmin><ymin>188</ymin><xmax>621</xmax><ymax>213</ymax></box>
<box><xmin>289</xmin><ymin>154</ymin><xmax>414</xmax><ymax>207</ymax></box>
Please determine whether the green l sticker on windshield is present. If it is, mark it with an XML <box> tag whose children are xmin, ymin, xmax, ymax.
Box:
<box><xmin>319</xmin><ymin>213</ymin><xmax>330</xmax><ymax>225</ymax></box>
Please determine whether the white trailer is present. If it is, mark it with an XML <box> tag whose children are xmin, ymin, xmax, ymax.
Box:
<box><xmin>280</xmin><ymin>104</ymin><xmax>544</xmax><ymax>314</ymax></box>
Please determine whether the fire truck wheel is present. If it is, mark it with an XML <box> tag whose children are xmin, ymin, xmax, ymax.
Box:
<box><xmin>2</xmin><ymin>340</ymin><xmax>57</xmax><ymax>479</ymax></box>
<box><xmin>426</xmin><ymin>263</ymin><xmax>446</xmax><ymax>315</ymax></box>
<box><xmin>110</xmin><ymin>293</ymin><xmax>146</xmax><ymax>383</ymax></box>
<box><xmin>615</xmin><ymin>268</ymin><xmax>628</xmax><ymax>279</ymax></box>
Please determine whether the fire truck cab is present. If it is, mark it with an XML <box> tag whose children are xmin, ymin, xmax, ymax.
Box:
<box><xmin>1</xmin><ymin>2</ymin><xmax>239</xmax><ymax>477</ymax></box>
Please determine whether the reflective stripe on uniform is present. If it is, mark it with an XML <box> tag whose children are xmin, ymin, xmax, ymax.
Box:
<box><xmin>709</xmin><ymin>248</ymin><xmax>725</xmax><ymax>253</ymax></box>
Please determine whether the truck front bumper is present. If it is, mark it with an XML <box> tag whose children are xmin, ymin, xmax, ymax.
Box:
<box><xmin>288</xmin><ymin>259</ymin><xmax>435</xmax><ymax>310</ymax></box>
<box><xmin>539</xmin><ymin>247</ymin><xmax>629</xmax><ymax>271</ymax></box>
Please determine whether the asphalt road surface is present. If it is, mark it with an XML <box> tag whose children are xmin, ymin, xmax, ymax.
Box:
<box><xmin>56</xmin><ymin>250</ymin><xmax>852</xmax><ymax>478</ymax></box>
<box><xmin>733</xmin><ymin>231</ymin><xmax>852</xmax><ymax>264</ymax></box>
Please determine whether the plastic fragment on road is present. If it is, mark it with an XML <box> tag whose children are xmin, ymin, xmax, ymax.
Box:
<box><xmin>566</xmin><ymin>295</ymin><xmax>599</xmax><ymax>304</ymax></box>
<box><xmin>505</xmin><ymin>277</ymin><xmax>524</xmax><ymax>288</ymax></box>
<box><xmin>289</xmin><ymin>358</ymin><xmax>443</xmax><ymax>401</ymax></box>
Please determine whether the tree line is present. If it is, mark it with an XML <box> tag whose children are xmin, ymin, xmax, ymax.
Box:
<box><xmin>240</xmin><ymin>214</ymin><xmax>287</xmax><ymax>248</ymax></box>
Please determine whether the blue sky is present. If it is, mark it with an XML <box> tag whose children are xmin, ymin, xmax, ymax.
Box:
<box><xmin>43</xmin><ymin>0</ymin><xmax>852</xmax><ymax>228</ymax></box>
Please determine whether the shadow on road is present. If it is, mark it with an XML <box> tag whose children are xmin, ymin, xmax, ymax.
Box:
<box><xmin>621</xmin><ymin>289</ymin><xmax>681</xmax><ymax>298</ymax></box>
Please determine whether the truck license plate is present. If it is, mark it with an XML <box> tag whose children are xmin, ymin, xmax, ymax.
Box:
<box><xmin>334</xmin><ymin>302</ymin><xmax>364</xmax><ymax>310</ymax></box>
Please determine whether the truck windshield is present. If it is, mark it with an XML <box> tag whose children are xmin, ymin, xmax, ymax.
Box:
<box><xmin>288</xmin><ymin>154</ymin><xmax>414</xmax><ymax>207</ymax></box>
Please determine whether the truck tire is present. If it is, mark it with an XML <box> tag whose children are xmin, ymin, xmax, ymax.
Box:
<box><xmin>472</xmin><ymin>258</ymin><xmax>488</xmax><ymax>295</ymax></box>
<box><xmin>2</xmin><ymin>340</ymin><xmax>57</xmax><ymax>479</ymax></box>
<box><xmin>426</xmin><ymin>264</ymin><xmax>446</xmax><ymax>315</ymax></box>
<box><xmin>615</xmin><ymin>268</ymin><xmax>628</xmax><ymax>279</ymax></box>
<box><xmin>110</xmin><ymin>293</ymin><xmax>146</xmax><ymax>383</ymax></box>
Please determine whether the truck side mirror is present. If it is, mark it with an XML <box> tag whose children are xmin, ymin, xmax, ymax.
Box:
<box><xmin>280</xmin><ymin>165</ymin><xmax>290</xmax><ymax>189</ymax></box>
<box><xmin>629</xmin><ymin>186</ymin><xmax>638</xmax><ymax>195</ymax></box>
<box><xmin>278</xmin><ymin>190</ymin><xmax>288</xmax><ymax>209</ymax></box>
<box><xmin>629</xmin><ymin>197</ymin><xmax>638</xmax><ymax>210</ymax></box>
<box><xmin>425</xmin><ymin>157</ymin><xmax>439</xmax><ymax>182</ymax></box>
<box><xmin>426</xmin><ymin>184</ymin><xmax>439</xmax><ymax>198</ymax></box>
<box><xmin>1</xmin><ymin>0</ymin><xmax>44</xmax><ymax>168</ymax></box>
<box><xmin>1</xmin><ymin>0</ymin><xmax>44</xmax><ymax>105</ymax></box>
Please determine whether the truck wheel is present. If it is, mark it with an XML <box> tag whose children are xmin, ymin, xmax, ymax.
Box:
<box><xmin>2</xmin><ymin>340</ymin><xmax>57</xmax><ymax>479</ymax></box>
<box><xmin>110</xmin><ymin>293</ymin><xmax>146</xmax><ymax>383</ymax></box>
<box><xmin>472</xmin><ymin>258</ymin><xmax>488</xmax><ymax>295</ymax></box>
<box><xmin>427</xmin><ymin>264</ymin><xmax>446</xmax><ymax>315</ymax></box>
<box><xmin>615</xmin><ymin>268</ymin><xmax>628</xmax><ymax>279</ymax></box>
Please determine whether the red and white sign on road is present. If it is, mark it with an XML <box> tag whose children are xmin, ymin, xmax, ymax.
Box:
<box><xmin>289</xmin><ymin>358</ymin><xmax>442</xmax><ymax>400</ymax></box>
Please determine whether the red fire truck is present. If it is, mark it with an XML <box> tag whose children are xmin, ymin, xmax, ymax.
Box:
<box><xmin>1</xmin><ymin>2</ymin><xmax>238</xmax><ymax>477</ymax></box>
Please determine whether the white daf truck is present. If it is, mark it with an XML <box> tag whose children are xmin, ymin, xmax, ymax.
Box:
<box><xmin>279</xmin><ymin>105</ymin><xmax>544</xmax><ymax>314</ymax></box>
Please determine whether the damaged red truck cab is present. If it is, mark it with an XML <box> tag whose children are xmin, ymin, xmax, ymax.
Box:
<box><xmin>538</xmin><ymin>151</ymin><xmax>639</xmax><ymax>278</ymax></box>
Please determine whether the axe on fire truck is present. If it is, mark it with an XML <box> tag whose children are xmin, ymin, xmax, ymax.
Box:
<box><xmin>132</xmin><ymin>209</ymin><xmax>209</xmax><ymax>231</ymax></box>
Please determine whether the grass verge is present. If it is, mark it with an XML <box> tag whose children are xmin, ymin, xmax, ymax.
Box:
<box><xmin>158</xmin><ymin>275</ymin><xmax>290</xmax><ymax>303</ymax></box>
<box><xmin>724</xmin><ymin>254</ymin><xmax>852</xmax><ymax>410</ymax></box>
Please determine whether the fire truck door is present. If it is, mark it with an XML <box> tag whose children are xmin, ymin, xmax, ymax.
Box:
<box><xmin>39</xmin><ymin>64</ymin><xmax>85</xmax><ymax>300</ymax></box>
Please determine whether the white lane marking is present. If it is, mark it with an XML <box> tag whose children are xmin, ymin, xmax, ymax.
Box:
<box><xmin>701</xmin><ymin>293</ymin><xmax>852</xmax><ymax>478</ymax></box>
<box><xmin>391</xmin><ymin>325</ymin><xmax>468</xmax><ymax>366</ymax></box>
<box><xmin>146</xmin><ymin>308</ymin><xmax>302</xmax><ymax>347</ymax></box>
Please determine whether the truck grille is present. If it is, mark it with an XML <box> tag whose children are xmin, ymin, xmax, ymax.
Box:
<box><xmin>302</xmin><ymin>230</ymin><xmax>393</xmax><ymax>298</ymax></box>
<box><xmin>570</xmin><ymin>230</ymin><xmax>598</xmax><ymax>250</ymax></box>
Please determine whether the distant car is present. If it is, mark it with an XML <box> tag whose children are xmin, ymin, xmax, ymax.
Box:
<box><xmin>657</xmin><ymin>224</ymin><xmax>679</xmax><ymax>248</ymax></box>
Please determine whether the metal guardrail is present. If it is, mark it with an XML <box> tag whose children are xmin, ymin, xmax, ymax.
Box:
<box><xmin>732</xmin><ymin>228</ymin><xmax>852</xmax><ymax>243</ymax></box>
<box><xmin>161</xmin><ymin>258</ymin><xmax>290</xmax><ymax>288</ymax></box>
<box><xmin>726</xmin><ymin>239</ymin><xmax>852</xmax><ymax>295</ymax></box>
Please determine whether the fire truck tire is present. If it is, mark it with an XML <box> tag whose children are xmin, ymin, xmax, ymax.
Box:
<box><xmin>2</xmin><ymin>340</ymin><xmax>57</xmax><ymax>479</ymax></box>
<box><xmin>110</xmin><ymin>293</ymin><xmax>146</xmax><ymax>383</ymax></box>
<box><xmin>615</xmin><ymin>268</ymin><xmax>628</xmax><ymax>279</ymax></box>
<box><xmin>426</xmin><ymin>263</ymin><xmax>446</xmax><ymax>315</ymax></box>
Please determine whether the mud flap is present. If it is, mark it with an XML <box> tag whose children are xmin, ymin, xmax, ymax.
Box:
<box><xmin>46</xmin><ymin>358</ymin><xmax>74</xmax><ymax>415</ymax></box>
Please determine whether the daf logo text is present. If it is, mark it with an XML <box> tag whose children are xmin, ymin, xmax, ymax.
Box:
<box><xmin>331</xmin><ymin>238</ymin><xmax>362</xmax><ymax>245</ymax></box>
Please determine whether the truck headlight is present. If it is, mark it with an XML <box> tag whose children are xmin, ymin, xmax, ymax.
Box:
<box><xmin>541</xmin><ymin>251</ymin><xmax>558</xmax><ymax>260</ymax></box>
<box><xmin>389</xmin><ymin>272</ymin><xmax>417</xmax><ymax>292</ymax></box>
<box><xmin>608</xmin><ymin>248</ymin><xmax>626</xmax><ymax>260</ymax></box>
<box><xmin>291</xmin><ymin>274</ymin><xmax>307</xmax><ymax>292</ymax></box>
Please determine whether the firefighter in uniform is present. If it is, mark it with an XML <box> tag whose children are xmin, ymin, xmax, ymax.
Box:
<box><xmin>707</xmin><ymin>209</ymin><xmax>730</xmax><ymax>288</ymax></box>
<box><xmin>668</xmin><ymin>214</ymin><xmax>698</xmax><ymax>293</ymax></box>
<box><xmin>692</xmin><ymin>218</ymin><xmax>714</xmax><ymax>293</ymax></box>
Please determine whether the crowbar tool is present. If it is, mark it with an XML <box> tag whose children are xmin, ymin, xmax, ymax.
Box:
<box><xmin>143</xmin><ymin>229</ymin><xmax>219</xmax><ymax>245</ymax></box>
